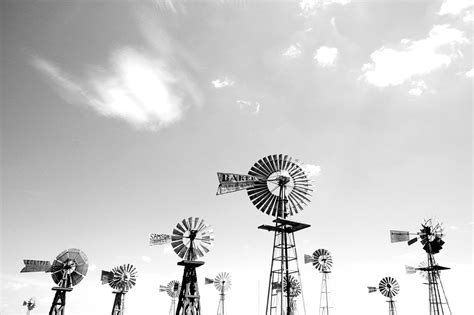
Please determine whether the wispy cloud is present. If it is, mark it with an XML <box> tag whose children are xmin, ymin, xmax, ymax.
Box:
<box><xmin>408</xmin><ymin>80</ymin><xmax>429</xmax><ymax>96</ymax></box>
<box><xmin>212</xmin><ymin>77</ymin><xmax>234</xmax><ymax>88</ymax></box>
<box><xmin>300</xmin><ymin>0</ymin><xmax>351</xmax><ymax>16</ymax></box>
<box><xmin>439</xmin><ymin>0</ymin><xmax>473</xmax><ymax>16</ymax></box>
<box><xmin>313</xmin><ymin>46</ymin><xmax>338</xmax><ymax>67</ymax></box>
<box><xmin>31</xmin><ymin>48</ymin><xmax>198</xmax><ymax>131</ymax></box>
<box><xmin>237</xmin><ymin>100</ymin><xmax>260</xmax><ymax>115</ymax></box>
<box><xmin>466</xmin><ymin>68</ymin><xmax>474</xmax><ymax>78</ymax></box>
<box><xmin>361</xmin><ymin>25</ymin><xmax>469</xmax><ymax>89</ymax></box>
<box><xmin>282</xmin><ymin>44</ymin><xmax>303</xmax><ymax>58</ymax></box>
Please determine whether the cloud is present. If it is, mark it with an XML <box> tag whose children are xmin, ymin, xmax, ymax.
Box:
<box><xmin>300</xmin><ymin>0</ymin><xmax>351</xmax><ymax>16</ymax></box>
<box><xmin>408</xmin><ymin>80</ymin><xmax>428</xmax><ymax>96</ymax></box>
<box><xmin>466</xmin><ymin>68</ymin><xmax>474</xmax><ymax>77</ymax></box>
<box><xmin>237</xmin><ymin>100</ymin><xmax>260</xmax><ymax>114</ymax></box>
<box><xmin>361</xmin><ymin>25</ymin><xmax>469</xmax><ymax>88</ymax></box>
<box><xmin>302</xmin><ymin>164</ymin><xmax>321</xmax><ymax>178</ymax></box>
<box><xmin>31</xmin><ymin>48</ymin><xmax>198</xmax><ymax>131</ymax></box>
<box><xmin>141</xmin><ymin>255</ymin><xmax>152</xmax><ymax>263</ymax></box>
<box><xmin>439</xmin><ymin>0</ymin><xmax>473</xmax><ymax>16</ymax></box>
<box><xmin>282</xmin><ymin>44</ymin><xmax>303</xmax><ymax>58</ymax></box>
<box><xmin>313</xmin><ymin>46</ymin><xmax>338</xmax><ymax>67</ymax></box>
<box><xmin>211</xmin><ymin>77</ymin><xmax>234</xmax><ymax>88</ymax></box>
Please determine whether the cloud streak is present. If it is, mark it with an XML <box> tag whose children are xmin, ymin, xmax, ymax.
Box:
<box><xmin>31</xmin><ymin>48</ymin><xmax>198</xmax><ymax>131</ymax></box>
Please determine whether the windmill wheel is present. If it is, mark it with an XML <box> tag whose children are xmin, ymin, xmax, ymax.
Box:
<box><xmin>50</xmin><ymin>248</ymin><xmax>88</xmax><ymax>287</ymax></box>
<box><xmin>420</xmin><ymin>218</ymin><xmax>445</xmax><ymax>255</ymax></box>
<box><xmin>108</xmin><ymin>264</ymin><xmax>137</xmax><ymax>292</ymax></box>
<box><xmin>283</xmin><ymin>275</ymin><xmax>302</xmax><ymax>297</ymax></box>
<box><xmin>23</xmin><ymin>298</ymin><xmax>36</xmax><ymax>310</ymax></box>
<box><xmin>312</xmin><ymin>249</ymin><xmax>333</xmax><ymax>272</ymax></box>
<box><xmin>171</xmin><ymin>217</ymin><xmax>214</xmax><ymax>260</ymax></box>
<box><xmin>379</xmin><ymin>277</ymin><xmax>399</xmax><ymax>298</ymax></box>
<box><xmin>214</xmin><ymin>272</ymin><xmax>232</xmax><ymax>292</ymax></box>
<box><xmin>247</xmin><ymin>154</ymin><xmax>313</xmax><ymax>217</ymax></box>
<box><xmin>166</xmin><ymin>280</ymin><xmax>181</xmax><ymax>298</ymax></box>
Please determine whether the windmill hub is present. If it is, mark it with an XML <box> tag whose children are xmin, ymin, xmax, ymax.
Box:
<box><xmin>63</xmin><ymin>260</ymin><xmax>77</xmax><ymax>273</ymax></box>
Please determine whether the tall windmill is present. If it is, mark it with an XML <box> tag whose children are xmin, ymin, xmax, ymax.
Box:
<box><xmin>390</xmin><ymin>218</ymin><xmax>451</xmax><ymax>314</ymax></box>
<box><xmin>217</xmin><ymin>154</ymin><xmax>314</xmax><ymax>315</ymax></box>
<box><xmin>304</xmin><ymin>249</ymin><xmax>333</xmax><ymax>315</ymax></box>
<box><xmin>205</xmin><ymin>272</ymin><xmax>232</xmax><ymax>315</ymax></box>
<box><xmin>150</xmin><ymin>217</ymin><xmax>214</xmax><ymax>315</ymax></box>
<box><xmin>23</xmin><ymin>297</ymin><xmax>36</xmax><ymax>315</ymax></box>
<box><xmin>101</xmin><ymin>264</ymin><xmax>138</xmax><ymax>315</ymax></box>
<box><xmin>368</xmin><ymin>276</ymin><xmax>400</xmax><ymax>315</ymax></box>
<box><xmin>159</xmin><ymin>280</ymin><xmax>181</xmax><ymax>315</ymax></box>
<box><xmin>20</xmin><ymin>248</ymin><xmax>88</xmax><ymax>315</ymax></box>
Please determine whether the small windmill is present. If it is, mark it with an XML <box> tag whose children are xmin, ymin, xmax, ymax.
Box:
<box><xmin>101</xmin><ymin>264</ymin><xmax>137</xmax><ymax>315</ymax></box>
<box><xmin>305</xmin><ymin>249</ymin><xmax>333</xmax><ymax>315</ymax></box>
<box><xmin>391</xmin><ymin>218</ymin><xmax>451</xmax><ymax>314</ymax></box>
<box><xmin>217</xmin><ymin>154</ymin><xmax>314</xmax><ymax>315</ymax></box>
<box><xmin>150</xmin><ymin>217</ymin><xmax>214</xmax><ymax>315</ymax></box>
<box><xmin>159</xmin><ymin>280</ymin><xmax>181</xmax><ymax>315</ymax></box>
<box><xmin>23</xmin><ymin>297</ymin><xmax>36</xmax><ymax>314</ymax></box>
<box><xmin>282</xmin><ymin>275</ymin><xmax>302</xmax><ymax>314</ymax></box>
<box><xmin>20</xmin><ymin>248</ymin><xmax>88</xmax><ymax>315</ymax></box>
<box><xmin>368</xmin><ymin>276</ymin><xmax>400</xmax><ymax>315</ymax></box>
<box><xmin>205</xmin><ymin>272</ymin><xmax>232</xmax><ymax>315</ymax></box>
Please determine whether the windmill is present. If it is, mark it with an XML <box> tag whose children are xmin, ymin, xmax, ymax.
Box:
<box><xmin>23</xmin><ymin>297</ymin><xmax>36</xmax><ymax>314</ymax></box>
<box><xmin>217</xmin><ymin>154</ymin><xmax>314</xmax><ymax>315</ymax></box>
<box><xmin>20</xmin><ymin>248</ymin><xmax>88</xmax><ymax>315</ymax></box>
<box><xmin>159</xmin><ymin>280</ymin><xmax>181</xmax><ymax>315</ymax></box>
<box><xmin>390</xmin><ymin>218</ymin><xmax>451</xmax><ymax>314</ymax></box>
<box><xmin>304</xmin><ymin>249</ymin><xmax>333</xmax><ymax>315</ymax></box>
<box><xmin>101</xmin><ymin>264</ymin><xmax>138</xmax><ymax>315</ymax></box>
<box><xmin>205</xmin><ymin>272</ymin><xmax>232</xmax><ymax>315</ymax></box>
<box><xmin>368</xmin><ymin>276</ymin><xmax>400</xmax><ymax>315</ymax></box>
<box><xmin>282</xmin><ymin>275</ymin><xmax>302</xmax><ymax>314</ymax></box>
<box><xmin>150</xmin><ymin>217</ymin><xmax>214</xmax><ymax>315</ymax></box>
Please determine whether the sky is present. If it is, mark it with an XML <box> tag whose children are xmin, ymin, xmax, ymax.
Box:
<box><xmin>1</xmin><ymin>0</ymin><xmax>472</xmax><ymax>314</ymax></box>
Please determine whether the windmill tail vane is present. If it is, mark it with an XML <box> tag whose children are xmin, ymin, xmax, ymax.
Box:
<box><xmin>405</xmin><ymin>265</ymin><xmax>417</xmax><ymax>274</ymax></box>
<box><xmin>303</xmin><ymin>254</ymin><xmax>312</xmax><ymax>264</ymax></box>
<box><xmin>216</xmin><ymin>172</ymin><xmax>258</xmax><ymax>195</ymax></box>
<box><xmin>21</xmin><ymin>260</ymin><xmax>51</xmax><ymax>273</ymax></box>
<box><xmin>101</xmin><ymin>271</ymin><xmax>113</xmax><ymax>285</ymax></box>
<box><xmin>204</xmin><ymin>277</ymin><xmax>214</xmax><ymax>285</ymax></box>
<box><xmin>368</xmin><ymin>286</ymin><xmax>377</xmax><ymax>293</ymax></box>
<box><xmin>149</xmin><ymin>233</ymin><xmax>172</xmax><ymax>246</ymax></box>
<box><xmin>159</xmin><ymin>285</ymin><xmax>168</xmax><ymax>292</ymax></box>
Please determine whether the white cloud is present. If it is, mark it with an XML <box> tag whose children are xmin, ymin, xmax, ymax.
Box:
<box><xmin>408</xmin><ymin>80</ymin><xmax>428</xmax><ymax>96</ymax></box>
<box><xmin>302</xmin><ymin>164</ymin><xmax>321</xmax><ymax>178</ymax></box>
<box><xmin>466</xmin><ymin>68</ymin><xmax>474</xmax><ymax>77</ymax></box>
<box><xmin>361</xmin><ymin>25</ymin><xmax>469</xmax><ymax>88</ymax></box>
<box><xmin>463</xmin><ymin>10</ymin><xmax>474</xmax><ymax>22</ymax></box>
<box><xmin>237</xmin><ymin>100</ymin><xmax>260</xmax><ymax>115</ymax></box>
<box><xmin>313</xmin><ymin>46</ymin><xmax>338</xmax><ymax>67</ymax></box>
<box><xmin>31</xmin><ymin>48</ymin><xmax>198</xmax><ymax>131</ymax></box>
<box><xmin>300</xmin><ymin>0</ymin><xmax>351</xmax><ymax>15</ymax></box>
<box><xmin>439</xmin><ymin>0</ymin><xmax>473</xmax><ymax>16</ymax></box>
<box><xmin>211</xmin><ymin>77</ymin><xmax>234</xmax><ymax>88</ymax></box>
<box><xmin>282</xmin><ymin>44</ymin><xmax>303</xmax><ymax>58</ymax></box>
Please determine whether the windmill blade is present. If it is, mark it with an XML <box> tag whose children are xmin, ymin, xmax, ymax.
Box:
<box><xmin>101</xmin><ymin>270</ymin><xmax>113</xmax><ymax>285</ymax></box>
<box><xmin>205</xmin><ymin>277</ymin><xmax>214</xmax><ymax>285</ymax></box>
<box><xmin>149</xmin><ymin>233</ymin><xmax>172</xmax><ymax>246</ymax></box>
<box><xmin>304</xmin><ymin>254</ymin><xmax>313</xmax><ymax>264</ymax></box>
<box><xmin>368</xmin><ymin>286</ymin><xmax>377</xmax><ymax>293</ymax></box>
<box><xmin>390</xmin><ymin>230</ymin><xmax>411</xmax><ymax>243</ymax></box>
<box><xmin>379</xmin><ymin>277</ymin><xmax>400</xmax><ymax>298</ymax></box>
<box><xmin>21</xmin><ymin>260</ymin><xmax>51</xmax><ymax>272</ymax></box>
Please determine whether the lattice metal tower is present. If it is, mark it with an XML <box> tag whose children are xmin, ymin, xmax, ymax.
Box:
<box><xmin>368</xmin><ymin>276</ymin><xmax>400</xmax><ymax>315</ymax></box>
<box><xmin>150</xmin><ymin>217</ymin><xmax>214</xmax><ymax>315</ymax></box>
<box><xmin>160</xmin><ymin>280</ymin><xmax>181</xmax><ymax>315</ymax></box>
<box><xmin>217</xmin><ymin>154</ymin><xmax>314</xmax><ymax>315</ymax></box>
<box><xmin>101</xmin><ymin>264</ymin><xmax>137</xmax><ymax>315</ymax></box>
<box><xmin>205</xmin><ymin>272</ymin><xmax>232</xmax><ymax>315</ymax></box>
<box><xmin>305</xmin><ymin>249</ymin><xmax>333</xmax><ymax>315</ymax></box>
<box><xmin>391</xmin><ymin>218</ymin><xmax>451</xmax><ymax>315</ymax></box>
<box><xmin>20</xmin><ymin>248</ymin><xmax>88</xmax><ymax>315</ymax></box>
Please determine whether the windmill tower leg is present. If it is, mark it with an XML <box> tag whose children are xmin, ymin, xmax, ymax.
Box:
<box><xmin>49</xmin><ymin>288</ymin><xmax>69</xmax><ymax>315</ymax></box>
<box><xmin>388</xmin><ymin>297</ymin><xmax>397</xmax><ymax>315</ymax></box>
<box><xmin>176</xmin><ymin>260</ymin><xmax>204</xmax><ymax>315</ymax></box>
<box><xmin>319</xmin><ymin>272</ymin><xmax>330</xmax><ymax>315</ymax></box>
<box><xmin>111</xmin><ymin>292</ymin><xmax>125</xmax><ymax>315</ymax></box>
<box><xmin>426</xmin><ymin>254</ymin><xmax>451</xmax><ymax>315</ymax></box>
<box><xmin>217</xmin><ymin>290</ymin><xmax>225</xmax><ymax>315</ymax></box>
